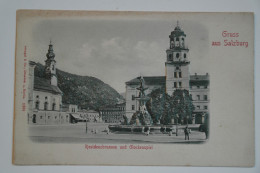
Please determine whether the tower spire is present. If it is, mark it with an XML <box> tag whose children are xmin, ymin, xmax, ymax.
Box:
<box><xmin>46</xmin><ymin>41</ymin><xmax>55</xmax><ymax>59</ymax></box>
<box><xmin>45</xmin><ymin>41</ymin><xmax>57</xmax><ymax>86</ymax></box>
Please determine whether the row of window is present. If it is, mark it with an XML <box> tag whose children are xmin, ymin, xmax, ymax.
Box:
<box><xmin>174</xmin><ymin>72</ymin><xmax>182</xmax><ymax>78</ymax></box>
<box><xmin>100</xmin><ymin>111</ymin><xmax>125</xmax><ymax>114</ymax></box>
<box><xmin>35</xmin><ymin>101</ymin><xmax>56</xmax><ymax>110</ymax></box>
<box><xmin>174</xmin><ymin>82</ymin><xmax>182</xmax><ymax>88</ymax></box>
<box><xmin>131</xmin><ymin>92</ymin><xmax>207</xmax><ymax>101</ymax></box>
<box><xmin>36</xmin><ymin>95</ymin><xmax>56</xmax><ymax>102</ymax></box>
<box><xmin>38</xmin><ymin>115</ymin><xmax>69</xmax><ymax>119</ymax></box>
<box><xmin>196</xmin><ymin>105</ymin><xmax>208</xmax><ymax>110</ymax></box>
<box><xmin>191</xmin><ymin>95</ymin><xmax>208</xmax><ymax>101</ymax></box>
<box><xmin>168</xmin><ymin>53</ymin><xmax>187</xmax><ymax>61</ymax></box>
<box><xmin>131</xmin><ymin>104</ymin><xmax>208</xmax><ymax>111</ymax></box>
<box><xmin>170</xmin><ymin>38</ymin><xmax>185</xmax><ymax>48</ymax></box>
<box><xmin>192</xmin><ymin>85</ymin><xmax>208</xmax><ymax>89</ymax></box>
<box><xmin>71</xmin><ymin>108</ymin><xmax>76</xmax><ymax>112</ymax></box>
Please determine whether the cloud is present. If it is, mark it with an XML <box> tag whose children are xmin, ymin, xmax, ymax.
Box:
<box><xmin>31</xmin><ymin>19</ymin><xmax>209</xmax><ymax>93</ymax></box>
<box><xmin>58</xmin><ymin>37</ymin><xmax>165</xmax><ymax>92</ymax></box>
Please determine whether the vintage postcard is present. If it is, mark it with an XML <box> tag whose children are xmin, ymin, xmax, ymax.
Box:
<box><xmin>13</xmin><ymin>10</ymin><xmax>254</xmax><ymax>166</ymax></box>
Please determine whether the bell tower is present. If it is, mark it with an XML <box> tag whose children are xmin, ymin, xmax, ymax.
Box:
<box><xmin>165</xmin><ymin>22</ymin><xmax>190</xmax><ymax>96</ymax></box>
<box><xmin>45</xmin><ymin>41</ymin><xmax>58</xmax><ymax>86</ymax></box>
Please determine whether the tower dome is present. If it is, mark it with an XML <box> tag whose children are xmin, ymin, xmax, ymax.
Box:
<box><xmin>46</xmin><ymin>41</ymin><xmax>55</xmax><ymax>59</ymax></box>
<box><xmin>170</xmin><ymin>21</ymin><xmax>186</xmax><ymax>38</ymax></box>
<box><xmin>44</xmin><ymin>41</ymin><xmax>57</xmax><ymax>86</ymax></box>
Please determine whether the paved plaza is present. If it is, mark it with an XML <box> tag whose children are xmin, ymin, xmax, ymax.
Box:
<box><xmin>29</xmin><ymin>123</ymin><xmax>207</xmax><ymax>144</ymax></box>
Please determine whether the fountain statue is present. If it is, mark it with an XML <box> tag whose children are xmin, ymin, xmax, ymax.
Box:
<box><xmin>130</xmin><ymin>76</ymin><xmax>153</xmax><ymax>125</ymax></box>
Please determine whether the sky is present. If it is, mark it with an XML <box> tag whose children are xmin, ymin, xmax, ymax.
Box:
<box><xmin>30</xmin><ymin>15</ymin><xmax>209</xmax><ymax>93</ymax></box>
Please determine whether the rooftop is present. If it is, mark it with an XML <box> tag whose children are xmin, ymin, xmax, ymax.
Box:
<box><xmin>126</xmin><ymin>74</ymin><xmax>209</xmax><ymax>86</ymax></box>
<box><xmin>126</xmin><ymin>76</ymin><xmax>166</xmax><ymax>85</ymax></box>
<box><xmin>34</xmin><ymin>76</ymin><xmax>62</xmax><ymax>94</ymax></box>
<box><xmin>190</xmin><ymin>74</ymin><xmax>209</xmax><ymax>81</ymax></box>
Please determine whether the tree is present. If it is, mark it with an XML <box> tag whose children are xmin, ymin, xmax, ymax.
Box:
<box><xmin>169</xmin><ymin>89</ymin><xmax>194</xmax><ymax>125</ymax></box>
<box><xmin>146</xmin><ymin>87</ymin><xmax>168</xmax><ymax>124</ymax></box>
<box><xmin>146</xmin><ymin>88</ymin><xmax>194</xmax><ymax>125</ymax></box>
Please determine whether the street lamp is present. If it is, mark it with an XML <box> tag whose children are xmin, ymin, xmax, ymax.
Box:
<box><xmin>176</xmin><ymin>114</ymin><xmax>179</xmax><ymax>136</ymax></box>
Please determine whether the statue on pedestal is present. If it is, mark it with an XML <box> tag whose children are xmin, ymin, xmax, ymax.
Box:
<box><xmin>130</xmin><ymin>76</ymin><xmax>153</xmax><ymax>125</ymax></box>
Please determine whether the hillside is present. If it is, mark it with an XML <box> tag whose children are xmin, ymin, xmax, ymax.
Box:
<box><xmin>34</xmin><ymin>63</ymin><xmax>124</xmax><ymax>110</ymax></box>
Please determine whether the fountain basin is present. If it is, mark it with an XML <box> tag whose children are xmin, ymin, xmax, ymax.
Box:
<box><xmin>108</xmin><ymin>124</ymin><xmax>178</xmax><ymax>134</ymax></box>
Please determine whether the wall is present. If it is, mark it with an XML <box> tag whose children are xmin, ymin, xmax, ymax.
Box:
<box><xmin>166</xmin><ymin>63</ymin><xmax>190</xmax><ymax>96</ymax></box>
<box><xmin>33</xmin><ymin>90</ymin><xmax>62</xmax><ymax>111</ymax></box>
<box><xmin>28</xmin><ymin>111</ymin><xmax>70</xmax><ymax>125</ymax></box>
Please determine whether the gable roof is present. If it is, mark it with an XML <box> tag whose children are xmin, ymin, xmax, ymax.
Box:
<box><xmin>126</xmin><ymin>75</ymin><xmax>209</xmax><ymax>86</ymax></box>
<box><xmin>190</xmin><ymin>74</ymin><xmax>209</xmax><ymax>86</ymax></box>
<box><xmin>190</xmin><ymin>74</ymin><xmax>209</xmax><ymax>81</ymax></box>
<box><xmin>126</xmin><ymin>76</ymin><xmax>166</xmax><ymax>85</ymax></box>
<box><xmin>34</xmin><ymin>76</ymin><xmax>62</xmax><ymax>94</ymax></box>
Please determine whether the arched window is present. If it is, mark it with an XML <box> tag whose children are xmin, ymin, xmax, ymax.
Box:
<box><xmin>35</xmin><ymin>101</ymin><xmax>39</xmax><ymax>109</ymax></box>
<box><xmin>52</xmin><ymin>103</ymin><xmax>56</xmax><ymax>110</ymax></box>
<box><xmin>32</xmin><ymin>114</ymin><xmax>36</xmax><ymax>123</ymax></box>
<box><xmin>181</xmin><ymin>38</ymin><xmax>185</xmax><ymax>47</ymax></box>
<box><xmin>169</xmin><ymin>54</ymin><xmax>173</xmax><ymax>61</ymax></box>
<box><xmin>44</xmin><ymin>102</ymin><xmax>48</xmax><ymax>110</ymax></box>
<box><xmin>170</xmin><ymin>41</ymin><xmax>174</xmax><ymax>48</ymax></box>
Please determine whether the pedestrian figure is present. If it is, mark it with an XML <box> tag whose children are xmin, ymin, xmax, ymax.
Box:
<box><xmin>205</xmin><ymin>128</ymin><xmax>209</xmax><ymax>139</ymax></box>
<box><xmin>106</xmin><ymin>127</ymin><xmax>110</xmax><ymax>135</ymax></box>
<box><xmin>86</xmin><ymin>122</ymin><xmax>88</xmax><ymax>133</ymax></box>
<box><xmin>142</xmin><ymin>126</ymin><xmax>145</xmax><ymax>133</ymax></box>
<box><xmin>169</xmin><ymin>130</ymin><xmax>172</xmax><ymax>136</ymax></box>
<box><xmin>164</xmin><ymin>126</ymin><xmax>167</xmax><ymax>133</ymax></box>
<box><xmin>184</xmin><ymin>126</ymin><xmax>190</xmax><ymax>140</ymax></box>
<box><xmin>146</xmin><ymin>127</ymin><xmax>150</xmax><ymax>136</ymax></box>
<box><xmin>131</xmin><ymin>126</ymin><xmax>134</xmax><ymax>133</ymax></box>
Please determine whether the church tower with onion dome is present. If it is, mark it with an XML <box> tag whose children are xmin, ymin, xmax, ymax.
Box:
<box><xmin>45</xmin><ymin>41</ymin><xmax>58</xmax><ymax>86</ymax></box>
<box><xmin>165</xmin><ymin>21</ymin><xmax>190</xmax><ymax>96</ymax></box>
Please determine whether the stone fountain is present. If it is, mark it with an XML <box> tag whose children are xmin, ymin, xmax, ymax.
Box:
<box><xmin>131</xmin><ymin>76</ymin><xmax>153</xmax><ymax>125</ymax></box>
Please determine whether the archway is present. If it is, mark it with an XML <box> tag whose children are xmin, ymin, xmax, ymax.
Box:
<box><xmin>32</xmin><ymin>114</ymin><xmax>36</xmax><ymax>123</ymax></box>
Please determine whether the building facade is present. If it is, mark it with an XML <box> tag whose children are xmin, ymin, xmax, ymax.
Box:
<box><xmin>28</xmin><ymin>42</ymin><xmax>69</xmax><ymax>125</ymax></box>
<box><xmin>125</xmin><ymin>23</ymin><xmax>210</xmax><ymax>124</ymax></box>
<box><xmin>99</xmin><ymin>103</ymin><xmax>126</xmax><ymax>123</ymax></box>
<box><xmin>81</xmin><ymin>110</ymin><xmax>101</xmax><ymax>122</ymax></box>
<box><xmin>190</xmin><ymin>73</ymin><xmax>210</xmax><ymax>124</ymax></box>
